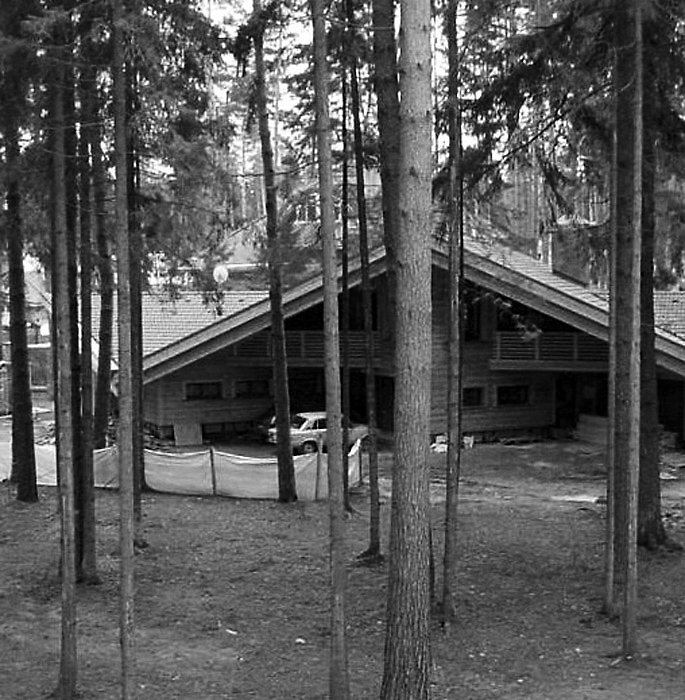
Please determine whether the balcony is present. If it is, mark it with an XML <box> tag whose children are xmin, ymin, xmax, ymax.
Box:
<box><xmin>229</xmin><ymin>330</ymin><xmax>389</xmax><ymax>367</ymax></box>
<box><xmin>491</xmin><ymin>331</ymin><xmax>608</xmax><ymax>371</ymax></box>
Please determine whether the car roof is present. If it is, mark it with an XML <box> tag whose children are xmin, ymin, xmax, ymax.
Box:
<box><xmin>295</xmin><ymin>411</ymin><xmax>327</xmax><ymax>420</ymax></box>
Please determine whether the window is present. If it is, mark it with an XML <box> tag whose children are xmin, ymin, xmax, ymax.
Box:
<box><xmin>497</xmin><ymin>385</ymin><xmax>529</xmax><ymax>406</ymax></box>
<box><xmin>235</xmin><ymin>379</ymin><xmax>270</xmax><ymax>398</ymax></box>
<box><xmin>185</xmin><ymin>381</ymin><xmax>222</xmax><ymax>401</ymax></box>
<box><xmin>462</xmin><ymin>386</ymin><xmax>485</xmax><ymax>408</ymax></box>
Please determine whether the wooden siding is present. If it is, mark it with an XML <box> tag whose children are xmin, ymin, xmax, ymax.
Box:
<box><xmin>143</xmin><ymin>357</ymin><xmax>273</xmax><ymax>429</ymax></box>
<box><xmin>429</xmin><ymin>269</ymin><xmax>556</xmax><ymax>436</ymax></box>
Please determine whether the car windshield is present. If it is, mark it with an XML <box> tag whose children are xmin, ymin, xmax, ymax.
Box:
<box><xmin>290</xmin><ymin>414</ymin><xmax>308</xmax><ymax>429</ymax></box>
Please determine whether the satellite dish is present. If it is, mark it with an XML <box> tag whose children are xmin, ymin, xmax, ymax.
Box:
<box><xmin>213</xmin><ymin>264</ymin><xmax>229</xmax><ymax>285</ymax></box>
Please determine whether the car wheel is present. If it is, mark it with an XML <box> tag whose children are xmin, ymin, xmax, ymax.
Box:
<box><xmin>302</xmin><ymin>441</ymin><xmax>318</xmax><ymax>454</ymax></box>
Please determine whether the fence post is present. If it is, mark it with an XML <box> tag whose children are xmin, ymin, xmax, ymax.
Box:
<box><xmin>209</xmin><ymin>447</ymin><xmax>217</xmax><ymax>496</ymax></box>
<box><xmin>315</xmin><ymin>444</ymin><xmax>322</xmax><ymax>500</ymax></box>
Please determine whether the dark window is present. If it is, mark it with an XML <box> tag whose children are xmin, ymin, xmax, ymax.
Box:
<box><xmin>463</xmin><ymin>302</ymin><xmax>481</xmax><ymax>342</ymax></box>
<box><xmin>185</xmin><ymin>381</ymin><xmax>222</xmax><ymax>401</ymax></box>
<box><xmin>462</xmin><ymin>386</ymin><xmax>485</xmax><ymax>408</ymax></box>
<box><xmin>235</xmin><ymin>379</ymin><xmax>269</xmax><ymax>398</ymax></box>
<box><xmin>497</xmin><ymin>385</ymin><xmax>529</xmax><ymax>406</ymax></box>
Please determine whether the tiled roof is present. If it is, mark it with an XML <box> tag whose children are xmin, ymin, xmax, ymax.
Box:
<box><xmin>653</xmin><ymin>292</ymin><xmax>685</xmax><ymax>339</ymax></box>
<box><xmin>589</xmin><ymin>289</ymin><xmax>685</xmax><ymax>341</ymax></box>
<box><xmin>92</xmin><ymin>290</ymin><xmax>268</xmax><ymax>357</ymax></box>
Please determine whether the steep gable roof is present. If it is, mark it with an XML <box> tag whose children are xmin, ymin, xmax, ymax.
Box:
<box><xmin>140</xmin><ymin>240</ymin><xmax>685</xmax><ymax>383</ymax></box>
<box><xmin>456</xmin><ymin>239</ymin><xmax>685</xmax><ymax>376</ymax></box>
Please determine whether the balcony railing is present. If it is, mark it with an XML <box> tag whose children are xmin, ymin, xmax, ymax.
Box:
<box><xmin>492</xmin><ymin>331</ymin><xmax>608</xmax><ymax>366</ymax></box>
<box><xmin>231</xmin><ymin>330</ymin><xmax>385</xmax><ymax>363</ymax></box>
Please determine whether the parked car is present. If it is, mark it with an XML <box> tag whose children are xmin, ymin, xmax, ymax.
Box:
<box><xmin>267</xmin><ymin>411</ymin><xmax>368</xmax><ymax>454</ymax></box>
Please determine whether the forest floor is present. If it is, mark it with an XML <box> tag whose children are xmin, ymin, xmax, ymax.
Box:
<box><xmin>2</xmin><ymin>437</ymin><xmax>685</xmax><ymax>699</ymax></box>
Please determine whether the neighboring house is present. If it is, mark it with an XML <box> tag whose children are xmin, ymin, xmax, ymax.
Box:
<box><xmin>0</xmin><ymin>268</ymin><xmax>53</xmax><ymax>409</ymax></box>
<box><xmin>133</xmin><ymin>239</ymin><xmax>685</xmax><ymax>446</ymax></box>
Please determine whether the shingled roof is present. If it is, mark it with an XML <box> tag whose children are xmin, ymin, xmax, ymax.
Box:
<box><xmin>92</xmin><ymin>290</ymin><xmax>268</xmax><ymax>358</ymax></box>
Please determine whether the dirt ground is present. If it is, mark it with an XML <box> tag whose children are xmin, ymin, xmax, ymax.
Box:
<box><xmin>1</xmin><ymin>438</ymin><xmax>685</xmax><ymax>699</ymax></box>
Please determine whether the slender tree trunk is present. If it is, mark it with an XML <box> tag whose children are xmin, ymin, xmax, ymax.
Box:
<box><xmin>347</xmin><ymin>34</ymin><xmax>381</xmax><ymax>558</ymax></box>
<box><xmin>5</xmin><ymin>105</ymin><xmax>37</xmax><ymax>503</ymax></box>
<box><xmin>77</xmin><ymin>55</ymin><xmax>98</xmax><ymax>583</ymax></box>
<box><xmin>380</xmin><ymin>0</ymin><xmax>433</xmax><ymax>696</ymax></box>
<box><xmin>0</xmin><ymin>0</ymin><xmax>37</xmax><ymax>505</ymax></box>
<box><xmin>637</xmin><ymin>11</ymin><xmax>666</xmax><ymax>550</ymax></box>
<box><xmin>311</xmin><ymin>2</ymin><xmax>349</xmax><ymax>696</ymax></box>
<box><xmin>62</xmin><ymin>46</ymin><xmax>85</xmax><ymax>579</ymax></box>
<box><xmin>371</xmin><ymin>0</ymin><xmax>401</xmax><ymax>327</ymax></box>
<box><xmin>442</xmin><ymin>0</ymin><xmax>463</xmax><ymax>628</ymax></box>
<box><xmin>340</xmin><ymin>71</ymin><xmax>352</xmax><ymax>509</ymax></box>
<box><xmin>92</xmin><ymin>122</ymin><xmax>114</xmax><ymax>450</ymax></box>
<box><xmin>126</xmin><ymin>66</ymin><xmax>146</xmax><ymax>543</ymax></box>
<box><xmin>369</xmin><ymin>0</ymin><xmax>400</xmax><ymax>561</ymax></box>
<box><xmin>114</xmin><ymin>0</ymin><xmax>136</xmax><ymax>694</ymax></box>
<box><xmin>52</xmin><ymin>54</ymin><xmax>78</xmax><ymax>700</ymax></box>
<box><xmin>612</xmin><ymin>0</ymin><xmax>642</xmax><ymax>656</ymax></box>
<box><xmin>253</xmin><ymin>0</ymin><xmax>296</xmax><ymax>502</ymax></box>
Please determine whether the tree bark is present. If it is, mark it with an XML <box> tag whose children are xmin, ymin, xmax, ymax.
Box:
<box><xmin>77</xmin><ymin>50</ymin><xmax>98</xmax><ymax>583</ymax></box>
<box><xmin>371</xmin><ymin>0</ymin><xmax>401</xmax><ymax>328</ymax></box>
<box><xmin>126</xmin><ymin>64</ymin><xmax>147</xmax><ymax>542</ymax></box>
<box><xmin>380</xmin><ymin>0</ymin><xmax>433</xmax><ymax>696</ymax></box>
<box><xmin>92</xmin><ymin>121</ymin><xmax>114</xmax><ymax>450</ymax></box>
<box><xmin>442</xmin><ymin>0</ymin><xmax>464</xmax><ymax>628</ymax></box>
<box><xmin>311</xmin><ymin>2</ymin><xmax>350</xmax><ymax>696</ymax></box>
<box><xmin>52</xmin><ymin>53</ymin><xmax>78</xmax><ymax>700</ymax></box>
<box><xmin>611</xmin><ymin>0</ymin><xmax>642</xmax><ymax>656</ymax></box>
<box><xmin>637</xmin><ymin>9</ymin><xmax>666</xmax><ymax>550</ymax></box>
<box><xmin>349</xmin><ymin>54</ymin><xmax>381</xmax><ymax>558</ymax></box>
<box><xmin>62</xmin><ymin>42</ymin><xmax>85</xmax><ymax>580</ymax></box>
<box><xmin>4</xmin><ymin>81</ymin><xmax>37</xmax><ymax>503</ymax></box>
<box><xmin>253</xmin><ymin>0</ymin><xmax>296</xmax><ymax>502</ymax></box>
<box><xmin>370</xmin><ymin>0</ymin><xmax>401</xmax><ymax>560</ymax></box>
<box><xmin>114</xmin><ymin>0</ymin><xmax>137</xmax><ymax>694</ymax></box>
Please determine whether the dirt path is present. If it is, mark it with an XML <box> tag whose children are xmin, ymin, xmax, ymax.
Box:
<box><xmin>1</xmin><ymin>438</ymin><xmax>684</xmax><ymax>698</ymax></box>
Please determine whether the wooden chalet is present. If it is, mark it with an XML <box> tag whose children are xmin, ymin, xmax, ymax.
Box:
<box><xmin>135</xmin><ymin>240</ymin><xmax>685</xmax><ymax>446</ymax></box>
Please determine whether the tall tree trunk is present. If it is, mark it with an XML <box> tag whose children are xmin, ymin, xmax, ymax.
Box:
<box><xmin>369</xmin><ymin>0</ymin><xmax>400</xmax><ymax>561</ymax></box>
<box><xmin>77</xmin><ymin>53</ymin><xmax>98</xmax><ymax>583</ymax></box>
<box><xmin>0</xmin><ymin>0</ymin><xmax>37</xmax><ymax>506</ymax></box>
<box><xmin>5</xmin><ymin>95</ymin><xmax>37</xmax><ymax>503</ymax></box>
<box><xmin>52</xmin><ymin>53</ymin><xmax>78</xmax><ymax>700</ymax></box>
<box><xmin>442</xmin><ymin>0</ymin><xmax>463</xmax><ymax>628</ymax></box>
<box><xmin>612</xmin><ymin>0</ymin><xmax>642</xmax><ymax>656</ymax></box>
<box><xmin>113</xmin><ymin>0</ymin><xmax>136</xmax><ymax>693</ymax></box>
<box><xmin>637</xmin><ymin>9</ymin><xmax>666</xmax><ymax>550</ymax></box>
<box><xmin>311</xmin><ymin>2</ymin><xmax>349</xmax><ymax>696</ymax></box>
<box><xmin>62</xmin><ymin>42</ymin><xmax>86</xmax><ymax>580</ymax></box>
<box><xmin>380</xmin><ymin>0</ymin><xmax>433</xmax><ymax>696</ymax></box>
<box><xmin>126</xmin><ymin>64</ymin><xmax>146</xmax><ymax>543</ymax></box>
<box><xmin>371</xmin><ymin>0</ymin><xmax>401</xmax><ymax>325</ymax></box>
<box><xmin>340</xmin><ymin>70</ymin><xmax>352</xmax><ymax>509</ymax></box>
<box><xmin>92</xmin><ymin>121</ymin><xmax>114</xmax><ymax>450</ymax></box>
<box><xmin>253</xmin><ymin>0</ymin><xmax>296</xmax><ymax>502</ymax></box>
<box><xmin>347</xmin><ymin>33</ymin><xmax>381</xmax><ymax>558</ymax></box>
